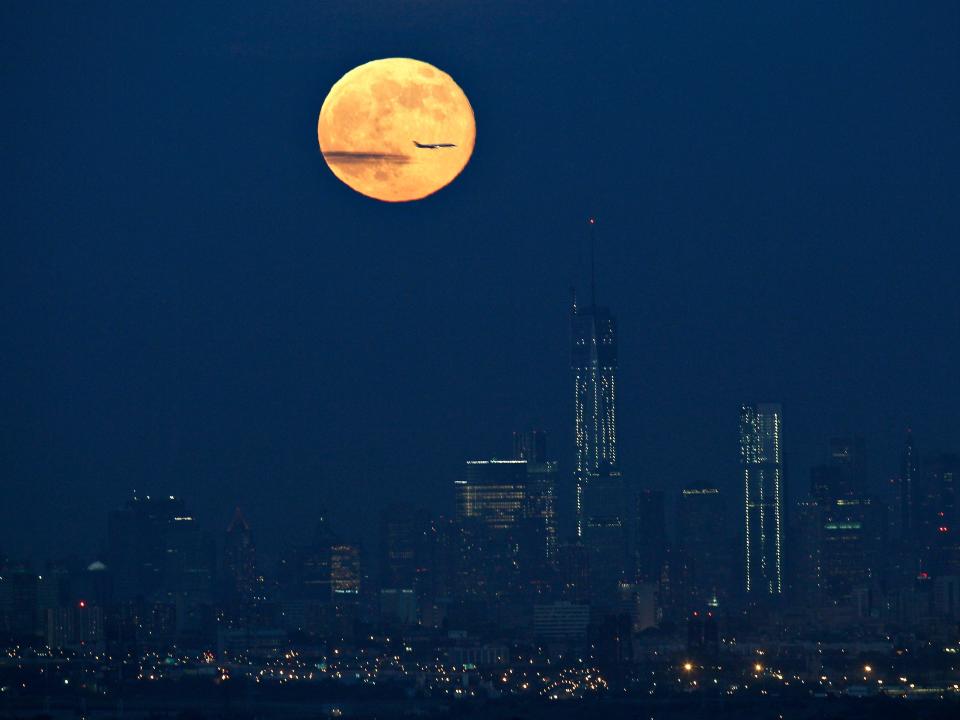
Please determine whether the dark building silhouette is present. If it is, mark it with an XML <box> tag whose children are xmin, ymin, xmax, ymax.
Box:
<box><xmin>919</xmin><ymin>453</ymin><xmax>959</xmax><ymax>578</ymax></box>
<box><xmin>898</xmin><ymin>428</ymin><xmax>919</xmax><ymax>542</ymax></box>
<box><xmin>828</xmin><ymin>435</ymin><xmax>868</xmax><ymax>499</ymax></box>
<box><xmin>0</xmin><ymin>569</ymin><xmax>40</xmax><ymax>640</ymax></box>
<box><xmin>379</xmin><ymin>503</ymin><xmax>429</xmax><ymax>591</ymax></box>
<box><xmin>592</xmin><ymin>613</ymin><xmax>633</xmax><ymax>690</ymax></box>
<box><xmin>161</xmin><ymin>513</ymin><xmax>216</xmax><ymax>644</ymax></box>
<box><xmin>635</xmin><ymin>489</ymin><xmax>666</xmax><ymax>584</ymax></box>
<box><xmin>686</xmin><ymin>610</ymin><xmax>719</xmax><ymax>659</ymax></box>
<box><xmin>513</xmin><ymin>432</ymin><xmax>559</xmax><ymax>563</ymax></box>
<box><xmin>222</xmin><ymin>508</ymin><xmax>257</xmax><ymax>620</ymax></box>
<box><xmin>107</xmin><ymin>495</ymin><xmax>185</xmax><ymax>601</ymax></box>
<box><xmin>557</xmin><ymin>541</ymin><xmax>590</xmax><ymax>602</ymax></box>
<box><xmin>513</xmin><ymin>429</ymin><xmax>547</xmax><ymax>464</ymax></box>
<box><xmin>818</xmin><ymin>497</ymin><xmax>886</xmax><ymax>612</ymax></box>
<box><xmin>677</xmin><ymin>485</ymin><xmax>732</xmax><ymax>611</ymax></box>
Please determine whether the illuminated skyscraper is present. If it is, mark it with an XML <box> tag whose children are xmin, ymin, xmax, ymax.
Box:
<box><xmin>570</xmin><ymin>222</ymin><xmax>627</xmax><ymax>603</ymax></box>
<box><xmin>570</xmin><ymin>289</ymin><xmax>618</xmax><ymax>537</ymax></box>
<box><xmin>456</xmin><ymin>460</ymin><xmax>528</xmax><ymax>532</ymax></box>
<box><xmin>740</xmin><ymin>403</ymin><xmax>784</xmax><ymax>598</ymax></box>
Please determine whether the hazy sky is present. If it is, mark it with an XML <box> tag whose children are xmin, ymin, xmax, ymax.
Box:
<box><xmin>2</xmin><ymin>1</ymin><xmax>958</xmax><ymax>562</ymax></box>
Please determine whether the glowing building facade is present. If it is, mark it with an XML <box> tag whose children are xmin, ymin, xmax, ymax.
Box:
<box><xmin>571</xmin><ymin>296</ymin><xmax>618</xmax><ymax>537</ymax></box>
<box><xmin>740</xmin><ymin>403</ymin><xmax>784</xmax><ymax>599</ymax></box>
<box><xmin>456</xmin><ymin>460</ymin><xmax>528</xmax><ymax>532</ymax></box>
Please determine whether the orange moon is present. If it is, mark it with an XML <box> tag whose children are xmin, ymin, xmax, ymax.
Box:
<box><xmin>318</xmin><ymin>58</ymin><xmax>475</xmax><ymax>202</ymax></box>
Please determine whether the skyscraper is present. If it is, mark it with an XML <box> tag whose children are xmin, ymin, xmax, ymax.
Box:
<box><xmin>513</xmin><ymin>430</ymin><xmax>547</xmax><ymax>464</ymax></box>
<box><xmin>677</xmin><ymin>485</ymin><xmax>732</xmax><ymax>610</ymax></box>
<box><xmin>513</xmin><ymin>431</ymin><xmax>558</xmax><ymax>561</ymax></box>
<box><xmin>223</xmin><ymin>508</ymin><xmax>256</xmax><ymax>607</ymax></box>
<box><xmin>571</xmin><ymin>227</ymin><xmax>627</xmax><ymax>603</ymax></box>
<box><xmin>456</xmin><ymin>460</ymin><xmax>528</xmax><ymax>532</ymax></box>
<box><xmin>635</xmin><ymin>489</ymin><xmax>666</xmax><ymax>584</ymax></box>
<box><xmin>899</xmin><ymin>428</ymin><xmax>919</xmax><ymax>542</ymax></box>
<box><xmin>571</xmin><ymin>294</ymin><xmax>619</xmax><ymax>538</ymax></box>
<box><xmin>107</xmin><ymin>494</ymin><xmax>186</xmax><ymax>601</ymax></box>
<box><xmin>829</xmin><ymin>435</ymin><xmax>868</xmax><ymax>498</ymax></box>
<box><xmin>740</xmin><ymin>403</ymin><xmax>784</xmax><ymax>599</ymax></box>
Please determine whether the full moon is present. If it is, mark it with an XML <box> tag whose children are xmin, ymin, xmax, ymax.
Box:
<box><xmin>318</xmin><ymin>58</ymin><xmax>475</xmax><ymax>202</ymax></box>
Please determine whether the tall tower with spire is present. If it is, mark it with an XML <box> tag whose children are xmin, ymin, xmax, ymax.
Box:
<box><xmin>571</xmin><ymin>218</ymin><xmax>619</xmax><ymax>536</ymax></box>
<box><xmin>571</xmin><ymin>218</ymin><xmax>626</xmax><ymax>603</ymax></box>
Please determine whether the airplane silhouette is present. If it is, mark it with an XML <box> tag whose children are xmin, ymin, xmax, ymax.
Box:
<box><xmin>413</xmin><ymin>141</ymin><xmax>456</xmax><ymax>149</ymax></box>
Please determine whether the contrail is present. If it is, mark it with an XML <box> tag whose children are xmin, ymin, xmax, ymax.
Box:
<box><xmin>322</xmin><ymin>151</ymin><xmax>411</xmax><ymax>164</ymax></box>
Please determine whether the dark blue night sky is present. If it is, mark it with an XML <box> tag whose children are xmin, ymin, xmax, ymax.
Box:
<box><xmin>2</xmin><ymin>2</ymin><xmax>958</xmax><ymax>562</ymax></box>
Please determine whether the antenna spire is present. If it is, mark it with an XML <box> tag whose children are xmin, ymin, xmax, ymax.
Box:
<box><xmin>588</xmin><ymin>216</ymin><xmax>597</xmax><ymax>309</ymax></box>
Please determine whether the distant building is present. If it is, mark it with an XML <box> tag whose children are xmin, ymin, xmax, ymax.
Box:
<box><xmin>580</xmin><ymin>467</ymin><xmax>629</xmax><ymax>605</ymax></box>
<box><xmin>0</xmin><ymin>570</ymin><xmax>40</xmax><ymax>639</ymax></box>
<box><xmin>107</xmin><ymin>495</ymin><xmax>185</xmax><ymax>601</ymax></box>
<box><xmin>571</xmin><ymin>291</ymin><xmax>619</xmax><ymax>538</ymax></box>
<box><xmin>513</xmin><ymin>431</ymin><xmax>559</xmax><ymax>562</ymax></box>
<box><xmin>677</xmin><ymin>485</ymin><xmax>731</xmax><ymax>610</ymax></box>
<box><xmin>919</xmin><ymin>453</ymin><xmax>959</xmax><ymax>577</ymax></box>
<box><xmin>828</xmin><ymin>435</ymin><xmax>868</xmax><ymax>499</ymax></box>
<box><xmin>330</xmin><ymin>544</ymin><xmax>362</xmax><ymax>596</ymax></box>
<box><xmin>513</xmin><ymin>429</ymin><xmax>547</xmax><ymax>464</ymax></box>
<box><xmin>46</xmin><ymin>602</ymin><xmax>104</xmax><ymax>650</ymax></box>
<box><xmin>222</xmin><ymin>507</ymin><xmax>256</xmax><ymax>607</ymax></box>
<box><xmin>379</xmin><ymin>503</ymin><xmax>429</xmax><ymax>591</ymax></box>
<box><xmin>898</xmin><ymin>428</ymin><xmax>919</xmax><ymax>542</ymax></box>
<box><xmin>635</xmin><ymin>489</ymin><xmax>666</xmax><ymax>584</ymax></box>
<box><xmin>533</xmin><ymin>601</ymin><xmax>590</xmax><ymax>641</ymax></box>
<box><xmin>818</xmin><ymin>497</ymin><xmax>885</xmax><ymax>610</ymax></box>
<box><xmin>456</xmin><ymin>460</ymin><xmax>528</xmax><ymax>532</ymax></box>
<box><xmin>740</xmin><ymin>403</ymin><xmax>785</xmax><ymax>599</ymax></box>
<box><xmin>379</xmin><ymin>588</ymin><xmax>417</xmax><ymax>626</ymax></box>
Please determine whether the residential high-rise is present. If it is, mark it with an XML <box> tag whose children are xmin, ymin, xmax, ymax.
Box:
<box><xmin>740</xmin><ymin>403</ymin><xmax>785</xmax><ymax>599</ymax></box>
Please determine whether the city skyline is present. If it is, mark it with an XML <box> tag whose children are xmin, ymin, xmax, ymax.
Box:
<box><xmin>3</xmin><ymin>3</ymin><xmax>958</xmax><ymax>566</ymax></box>
<box><xmin>2</xmin><ymin>3</ymin><xmax>959</xmax><ymax>715</ymax></box>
